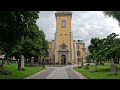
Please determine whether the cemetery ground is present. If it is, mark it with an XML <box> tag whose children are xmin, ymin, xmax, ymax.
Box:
<box><xmin>74</xmin><ymin>63</ymin><xmax>120</xmax><ymax>79</ymax></box>
<box><xmin>0</xmin><ymin>64</ymin><xmax>44</xmax><ymax>79</ymax></box>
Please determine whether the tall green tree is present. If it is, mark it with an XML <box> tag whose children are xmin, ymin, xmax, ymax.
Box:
<box><xmin>0</xmin><ymin>11</ymin><xmax>39</xmax><ymax>60</ymax></box>
<box><xmin>88</xmin><ymin>38</ymin><xmax>101</xmax><ymax>71</ymax></box>
<box><xmin>11</xmin><ymin>25</ymin><xmax>48</xmax><ymax>61</ymax></box>
<box><xmin>88</xmin><ymin>32</ymin><xmax>120</xmax><ymax>72</ymax></box>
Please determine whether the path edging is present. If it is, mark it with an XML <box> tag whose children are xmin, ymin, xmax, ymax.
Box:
<box><xmin>71</xmin><ymin>68</ymin><xmax>88</xmax><ymax>79</ymax></box>
<box><xmin>24</xmin><ymin>68</ymin><xmax>48</xmax><ymax>79</ymax></box>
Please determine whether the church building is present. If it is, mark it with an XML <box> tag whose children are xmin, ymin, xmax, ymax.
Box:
<box><xmin>45</xmin><ymin>11</ymin><xmax>86</xmax><ymax>65</ymax></box>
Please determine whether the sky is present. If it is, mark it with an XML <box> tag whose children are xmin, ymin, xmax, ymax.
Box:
<box><xmin>36</xmin><ymin>11</ymin><xmax>120</xmax><ymax>50</ymax></box>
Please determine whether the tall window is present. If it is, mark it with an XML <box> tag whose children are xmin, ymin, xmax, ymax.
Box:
<box><xmin>61</xmin><ymin>20</ymin><xmax>66</xmax><ymax>28</ymax></box>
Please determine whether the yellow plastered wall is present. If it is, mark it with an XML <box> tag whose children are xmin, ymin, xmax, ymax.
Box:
<box><xmin>76</xmin><ymin>43</ymin><xmax>86</xmax><ymax>63</ymax></box>
<box><xmin>55</xmin><ymin>14</ymin><xmax>72</xmax><ymax>63</ymax></box>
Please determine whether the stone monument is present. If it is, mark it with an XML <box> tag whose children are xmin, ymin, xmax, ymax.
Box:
<box><xmin>18</xmin><ymin>55</ymin><xmax>25</xmax><ymax>70</ymax></box>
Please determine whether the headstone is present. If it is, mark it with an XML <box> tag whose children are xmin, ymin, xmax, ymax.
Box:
<box><xmin>18</xmin><ymin>55</ymin><xmax>25</xmax><ymax>70</ymax></box>
<box><xmin>111</xmin><ymin>63</ymin><xmax>117</xmax><ymax>75</ymax></box>
<box><xmin>30</xmin><ymin>57</ymin><xmax>34</xmax><ymax>66</ymax></box>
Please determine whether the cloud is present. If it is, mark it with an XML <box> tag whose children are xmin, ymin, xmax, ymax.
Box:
<box><xmin>36</xmin><ymin>11</ymin><xmax>120</xmax><ymax>50</ymax></box>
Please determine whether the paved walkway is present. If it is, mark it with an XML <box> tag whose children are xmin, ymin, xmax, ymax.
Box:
<box><xmin>25</xmin><ymin>64</ymin><xmax>87</xmax><ymax>79</ymax></box>
<box><xmin>25</xmin><ymin>68</ymin><xmax>54</xmax><ymax>79</ymax></box>
<box><xmin>46</xmin><ymin>67</ymin><xmax>68</xmax><ymax>79</ymax></box>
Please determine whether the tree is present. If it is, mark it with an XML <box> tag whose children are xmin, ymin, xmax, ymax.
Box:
<box><xmin>11</xmin><ymin>26</ymin><xmax>48</xmax><ymax>62</ymax></box>
<box><xmin>86</xmin><ymin>55</ymin><xmax>92</xmax><ymax>63</ymax></box>
<box><xmin>88</xmin><ymin>32</ymin><xmax>120</xmax><ymax>73</ymax></box>
<box><xmin>0</xmin><ymin>11</ymin><xmax>40</xmax><ymax>61</ymax></box>
<box><xmin>104</xmin><ymin>11</ymin><xmax>120</xmax><ymax>26</ymax></box>
<box><xmin>88</xmin><ymin>38</ymin><xmax>101</xmax><ymax>71</ymax></box>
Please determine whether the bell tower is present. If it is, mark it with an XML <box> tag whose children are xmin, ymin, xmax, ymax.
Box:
<box><xmin>54</xmin><ymin>11</ymin><xmax>73</xmax><ymax>64</ymax></box>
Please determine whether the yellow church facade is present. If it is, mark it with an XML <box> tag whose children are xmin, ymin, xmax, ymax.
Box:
<box><xmin>47</xmin><ymin>11</ymin><xmax>86</xmax><ymax>65</ymax></box>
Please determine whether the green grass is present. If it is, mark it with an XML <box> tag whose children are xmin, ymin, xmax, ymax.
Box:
<box><xmin>74</xmin><ymin>63</ymin><xmax>120</xmax><ymax>79</ymax></box>
<box><xmin>0</xmin><ymin>64</ymin><xmax>44</xmax><ymax>79</ymax></box>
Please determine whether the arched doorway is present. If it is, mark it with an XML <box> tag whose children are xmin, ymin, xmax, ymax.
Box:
<box><xmin>61</xmin><ymin>55</ymin><xmax>66</xmax><ymax>65</ymax></box>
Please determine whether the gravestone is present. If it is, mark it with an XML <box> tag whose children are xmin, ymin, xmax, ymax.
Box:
<box><xmin>18</xmin><ymin>55</ymin><xmax>25</xmax><ymax>70</ymax></box>
<box><xmin>111</xmin><ymin>63</ymin><xmax>117</xmax><ymax>75</ymax></box>
<box><xmin>30</xmin><ymin>57</ymin><xmax>34</xmax><ymax>66</ymax></box>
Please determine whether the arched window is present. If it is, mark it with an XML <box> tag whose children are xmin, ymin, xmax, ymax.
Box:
<box><xmin>61</xmin><ymin>20</ymin><xmax>66</xmax><ymax>28</ymax></box>
<box><xmin>77</xmin><ymin>51</ymin><xmax>81</xmax><ymax>57</ymax></box>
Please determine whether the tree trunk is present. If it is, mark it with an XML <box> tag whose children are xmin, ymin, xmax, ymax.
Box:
<box><xmin>113</xmin><ymin>58</ymin><xmax>115</xmax><ymax>64</ymax></box>
<box><xmin>78</xmin><ymin>58</ymin><xmax>80</xmax><ymax>67</ymax></box>
<box><xmin>81</xmin><ymin>58</ymin><xmax>83</xmax><ymax>67</ymax></box>
<box><xmin>78</xmin><ymin>60</ymin><xmax>79</xmax><ymax>67</ymax></box>
<box><xmin>117</xmin><ymin>58</ymin><xmax>119</xmax><ymax>64</ymax></box>
<box><xmin>0</xmin><ymin>60</ymin><xmax>4</xmax><ymax>71</ymax></box>
<box><xmin>38</xmin><ymin>56</ymin><xmax>41</xmax><ymax>66</ymax></box>
<box><xmin>118</xmin><ymin>58</ymin><xmax>120</xmax><ymax>64</ymax></box>
<box><xmin>94</xmin><ymin>60</ymin><xmax>98</xmax><ymax>72</ymax></box>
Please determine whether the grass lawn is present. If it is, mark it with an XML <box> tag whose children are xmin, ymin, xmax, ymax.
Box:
<box><xmin>74</xmin><ymin>63</ymin><xmax>120</xmax><ymax>79</ymax></box>
<box><xmin>0</xmin><ymin>64</ymin><xmax>44</xmax><ymax>79</ymax></box>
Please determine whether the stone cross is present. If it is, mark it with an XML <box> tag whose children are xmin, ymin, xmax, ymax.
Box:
<box><xmin>18</xmin><ymin>55</ymin><xmax>25</xmax><ymax>70</ymax></box>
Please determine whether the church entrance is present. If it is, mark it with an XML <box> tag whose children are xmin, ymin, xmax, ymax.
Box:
<box><xmin>61</xmin><ymin>55</ymin><xmax>66</xmax><ymax>65</ymax></box>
